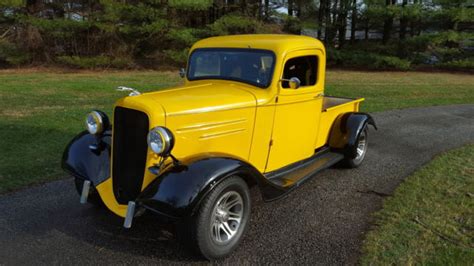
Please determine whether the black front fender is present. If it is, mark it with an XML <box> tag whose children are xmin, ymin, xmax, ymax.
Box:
<box><xmin>328</xmin><ymin>112</ymin><xmax>377</xmax><ymax>158</ymax></box>
<box><xmin>136</xmin><ymin>154</ymin><xmax>285</xmax><ymax>219</ymax></box>
<box><xmin>61</xmin><ymin>130</ymin><xmax>111</xmax><ymax>186</ymax></box>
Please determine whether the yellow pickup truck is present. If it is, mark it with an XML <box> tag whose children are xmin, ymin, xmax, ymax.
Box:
<box><xmin>62</xmin><ymin>34</ymin><xmax>376</xmax><ymax>259</ymax></box>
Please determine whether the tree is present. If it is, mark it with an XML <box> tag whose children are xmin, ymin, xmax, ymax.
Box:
<box><xmin>288</xmin><ymin>0</ymin><xmax>294</xmax><ymax>16</ymax></box>
<box><xmin>337</xmin><ymin>0</ymin><xmax>351</xmax><ymax>48</ymax></box>
<box><xmin>324</xmin><ymin>0</ymin><xmax>333</xmax><ymax>44</ymax></box>
<box><xmin>382</xmin><ymin>0</ymin><xmax>396</xmax><ymax>44</ymax></box>
<box><xmin>399</xmin><ymin>0</ymin><xmax>408</xmax><ymax>40</ymax></box>
<box><xmin>350</xmin><ymin>0</ymin><xmax>357</xmax><ymax>44</ymax></box>
<box><xmin>26</xmin><ymin>0</ymin><xmax>42</xmax><ymax>15</ymax></box>
<box><xmin>317</xmin><ymin>0</ymin><xmax>325</xmax><ymax>38</ymax></box>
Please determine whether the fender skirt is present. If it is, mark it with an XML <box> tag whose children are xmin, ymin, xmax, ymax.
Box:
<box><xmin>61</xmin><ymin>130</ymin><xmax>111</xmax><ymax>186</ymax></box>
<box><xmin>136</xmin><ymin>155</ymin><xmax>286</xmax><ymax>219</ymax></box>
<box><xmin>328</xmin><ymin>112</ymin><xmax>377</xmax><ymax>158</ymax></box>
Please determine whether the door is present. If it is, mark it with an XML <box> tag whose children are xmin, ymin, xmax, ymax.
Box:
<box><xmin>265</xmin><ymin>50</ymin><xmax>324</xmax><ymax>172</ymax></box>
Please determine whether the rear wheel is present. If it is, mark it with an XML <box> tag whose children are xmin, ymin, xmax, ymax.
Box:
<box><xmin>343</xmin><ymin>127</ymin><xmax>368</xmax><ymax>168</ymax></box>
<box><xmin>74</xmin><ymin>177</ymin><xmax>103</xmax><ymax>206</ymax></box>
<box><xmin>184</xmin><ymin>176</ymin><xmax>251</xmax><ymax>260</ymax></box>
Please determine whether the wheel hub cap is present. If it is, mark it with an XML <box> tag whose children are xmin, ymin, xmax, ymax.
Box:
<box><xmin>216</xmin><ymin>208</ymin><xmax>229</xmax><ymax>222</ymax></box>
<box><xmin>355</xmin><ymin>132</ymin><xmax>367</xmax><ymax>160</ymax></box>
<box><xmin>210</xmin><ymin>191</ymin><xmax>243</xmax><ymax>244</ymax></box>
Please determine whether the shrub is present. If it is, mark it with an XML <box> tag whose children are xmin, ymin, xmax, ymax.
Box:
<box><xmin>283</xmin><ymin>16</ymin><xmax>302</xmax><ymax>34</ymax></box>
<box><xmin>209</xmin><ymin>15</ymin><xmax>263</xmax><ymax>35</ymax></box>
<box><xmin>327</xmin><ymin>48</ymin><xmax>343</xmax><ymax>64</ymax></box>
<box><xmin>168</xmin><ymin>0</ymin><xmax>213</xmax><ymax>11</ymax></box>
<box><xmin>439</xmin><ymin>59</ymin><xmax>474</xmax><ymax>70</ymax></box>
<box><xmin>0</xmin><ymin>40</ymin><xmax>30</xmax><ymax>66</ymax></box>
<box><xmin>260</xmin><ymin>23</ymin><xmax>284</xmax><ymax>34</ymax></box>
<box><xmin>410</xmin><ymin>52</ymin><xmax>435</xmax><ymax>65</ymax></box>
<box><xmin>166</xmin><ymin>28</ymin><xmax>204</xmax><ymax>47</ymax></box>
<box><xmin>26</xmin><ymin>17</ymin><xmax>93</xmax><ymax>39</ymax></box>
<box><xmin>402</xmin><ymin>32</ymin><xmax>474</xmax><ymax>65</ymax></box>
<box><xmin>432</xmin><ymin>47</ymin><xmax>464</xmax><ymax>61</ymax></box>
<box><xmin>327</xmin><ymin>48</ymin><xmax>411</xmax><ymax>70</ymax></box>
<box><xmin>403</xmin><ymin>34</ymin><xmax>434</xmax><ymax>52</ymax></box>
<box><xmin>163</xmin><ymin>49</ymin><xmax>189</xmax><ymax>65</ymax></box>
<box><xmin>56</xmin><ymin>55</ymin><xmax>133</xmax><ymax>69</ymax></box>
<box><xmin>373</xmin><ymin>55</ymin><xmax>411</xmax><ymax>70</ymax></box>
<box><xmin>404</xmin><ymin>32</ymin><xmax>474</xmax><ymax>52</ymax></box>
<box><xmin>0</xmin><ymin>0</ymin><xmax>23</xmax><ymax>8</ymax></box>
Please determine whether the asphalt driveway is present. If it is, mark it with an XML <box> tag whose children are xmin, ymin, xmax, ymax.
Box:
<box><xmin>1</xmin><ymin>104</ymin><xmax>473</xmax><ymax>265</ymax></box>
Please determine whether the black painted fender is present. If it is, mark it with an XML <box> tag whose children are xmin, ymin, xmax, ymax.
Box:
<box><xmin>328</xmin><ymin>112</ymin><xmax>377</xmax><ymax>158</ymax></box>
<box><xmin>61</xmin><ymin>129</ymin><xmax>111</xmax><ymax>186</ymax></box>
<box><xmin>136</xmin><ymin>154</ymin><xmax>285</xmax><ymax>219</ymax></box>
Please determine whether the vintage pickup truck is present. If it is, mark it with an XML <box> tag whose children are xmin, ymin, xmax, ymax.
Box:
<box><xmin>62</xmin><ymin>34</ymin><xmax>376</xmax><ymax>259</ymax></box>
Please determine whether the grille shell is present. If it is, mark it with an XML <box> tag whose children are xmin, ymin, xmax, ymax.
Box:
<box><xmin>112</xmin><ymin>107</ymin><xmax>149</xmax><ymax>204</ymax></box>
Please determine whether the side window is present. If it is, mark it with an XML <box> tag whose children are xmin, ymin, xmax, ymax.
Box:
<box><xmin>282</xmin><ymin>56</ymin><xmax>318</xmax><ymax>88</ymax></box>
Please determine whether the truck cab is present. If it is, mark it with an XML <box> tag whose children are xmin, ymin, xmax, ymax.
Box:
<box><xmin>62</xmin><ymin>34</ymin><xmax>376</xmax><ymax>260</ymax></box>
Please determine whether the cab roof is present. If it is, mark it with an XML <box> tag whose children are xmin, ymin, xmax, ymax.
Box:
<box><xmin>191</xmin><ymin>34</ymin><xmax>325</xmax><ymax>56</ymax></box>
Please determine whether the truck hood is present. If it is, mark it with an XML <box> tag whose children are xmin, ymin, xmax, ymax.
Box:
<box><xmin>145</xmin><ymin>82</ymin><xmax>257</xmax><ymax>117</ymax></box>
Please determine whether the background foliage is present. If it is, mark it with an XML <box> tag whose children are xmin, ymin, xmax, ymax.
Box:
<box><xmin>0</xmin><ymin>0</ymin><xmax>472</xmax><ymax>70</ymax></box>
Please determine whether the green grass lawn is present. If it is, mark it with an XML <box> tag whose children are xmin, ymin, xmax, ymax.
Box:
<box><xmin>0</xmin><ymin>69</ymin><xmax>473</xmax><ymax>193</ymax></box>
<box><xmin>361</xmin><ymin>144</ymin><xmax>474</xmax><ymax>265</ymax></box>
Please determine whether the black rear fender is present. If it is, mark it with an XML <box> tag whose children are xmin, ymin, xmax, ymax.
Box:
<box><xmin>328</xmin><ymin>112</ymin><xmax>377</xmax><ymax>158</ymax></box>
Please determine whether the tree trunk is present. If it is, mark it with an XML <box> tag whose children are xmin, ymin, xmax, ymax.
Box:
<box><xmin>318</xmin><ymin>0</ymin><xmax>325</xmax><ymax>39</ymax></box>
<box><xmin>325</xmin><ymin>0</ymin><xmax>339</xmax><ymax>45</ymax></box>
<box><xmin>338</xmin><ymin>0</ymin><xmax>348</xmax><ymax>48</ymax></box>
<box><xmin>324</xmin><ymin>0</ymin><xmax>332</xmax><ymax>44</ymax></box>
<box><xmin>296</xmin><ymin>0</ymin><xmax>302</xmax><ymax>18</ymax></box>
<box><xmin>350</xmin><ymin>0</ymin><xmax>357</xmax><ymax>44</ymax></box>
<box><xmin>288</xmin><ymin>0</ymin><xmax>294</xmax><ymax>16</ymax></box>
<box><xmin>253</xmin><ymin>0</ymin><xmax>260</xmax><ymax>18</ymax></box>
<box><xmin>410</xmin><ymin>0</ymin><xmax>418</xmax><ymax>36</ymax></box>
<box><xmin>382</xmin><ymin>0</ymin><xmax>395</xmax><ymax>44</ymax></box>
<box><xmin>365</xmin><ymin>16</ymin><xmax>369</xmax><ymax>41</ymax></box>
<box><xmin>264</xmin><ymin>0</ymin><xmax>269</xmax><ymax>20</ymax></box>
<box><xmin>26</xmin><ymin>0</ymin><xmax>42</xmax><ymax>15</ymax></box>
<box><xmin>399</xmin><ymin>0</ymin><xmax>408</xmax><ymax>40</ymax></box>
<box><xmin>241</xmin><ymin>0</ymin><xmax>247</xmax><ymax>15</ymax></box>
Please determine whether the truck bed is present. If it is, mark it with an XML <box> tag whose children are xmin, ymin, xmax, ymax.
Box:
<box><xmin>315</xmin><ymin>96</ymin><xmax>364</xmax><ymax>148</ymax></box>
<box><xmin>323</xmin><ymin>96</ymin><xmax>358</xmax><ymax>110</ymax></box>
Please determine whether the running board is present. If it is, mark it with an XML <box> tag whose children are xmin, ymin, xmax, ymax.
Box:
<box><xmin>265</xmin><ymin>150</ymin><xmax>344</xmax><ymax>188</ymax></box>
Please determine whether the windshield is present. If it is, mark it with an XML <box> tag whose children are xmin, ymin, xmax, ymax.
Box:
<box><xmin>187</xmin><ymin>48</ymin><xmax>275</xmax><ymax>88</ymax></box>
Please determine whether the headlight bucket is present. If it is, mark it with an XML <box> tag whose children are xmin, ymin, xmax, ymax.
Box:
<box><xmin>85</xmin><ymin>110</ymin><xmax>109</xmax><ymax>135</ymax></box>
<box><xmin>147</xmin><ymin>126</ymin><xmax>175</xmax><ymax>155</ymax></box>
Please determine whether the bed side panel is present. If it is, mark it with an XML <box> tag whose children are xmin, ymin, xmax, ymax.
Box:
<box><xmin>315</xmin><ymin>97</ymin><xmax>363</xmax><ymax>148</ymax></box>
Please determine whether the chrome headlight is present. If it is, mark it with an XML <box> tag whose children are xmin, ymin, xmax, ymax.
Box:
<box><xmin>147</xmin><ymin>126</ymin><xmax>175</xmax><ymax>155</ymax></box>
<box><xmin>85</xmin><ymin>110</ymin><xmax>109</xmax><ymax>135</ymax></box>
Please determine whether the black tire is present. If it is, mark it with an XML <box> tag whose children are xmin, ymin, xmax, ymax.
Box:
<box><xmin>183</xmin><ymin>176</ymin><xmax>251</xmax><ymax>260</ymax></box>
<box><xmin>343</xmin><ymin>127</ymin><xmax>369</xmax><ymax>168</ymax></box>
<box><xmin>74</xmin><ymin>177</ymin><xmax>103</xmax><ymax>206</ymax></box>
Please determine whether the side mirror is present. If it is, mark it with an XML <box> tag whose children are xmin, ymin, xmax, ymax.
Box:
<box><xmin>288</xmin><ymin>77</ymin><xmax>301</xmax><ymax>89</ymax></box>
<box><xmin>179</xmin><ymin>68</ymin><xmax>186</xmax><ymax>78</ymax></box>
<box><xmin>280</xmin><ymin>77</ymin><xmax>301</xmax><ymax>89</ymax></box>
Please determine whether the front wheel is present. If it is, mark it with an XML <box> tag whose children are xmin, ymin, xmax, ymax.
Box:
<box><xmin>343</xmin><ymin>127</ymin><xmax>369</xmax><ymax>168</ymax></box>
<box><xmin>184</xmin><ymin>176</ymin><xmax>251</xmax><ymax>260</ymax></box>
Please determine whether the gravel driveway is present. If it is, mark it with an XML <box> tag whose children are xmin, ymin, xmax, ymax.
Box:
<box><xmin>1</xmin><ymin>104</ymin><xmax>473</xmax><ymax>265</ymax></box>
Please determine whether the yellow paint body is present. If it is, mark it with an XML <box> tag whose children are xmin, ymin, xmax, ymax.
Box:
<box><xmin>95</xmin><ymin>35</ymin><xmax>363</xmax><ymax>217</ymax></box>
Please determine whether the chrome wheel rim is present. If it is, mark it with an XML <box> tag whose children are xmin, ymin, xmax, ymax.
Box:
<box><xmin>355</xmin><ymin>131</ymin><xmax>367</xmax><ymax>161</ymax></box>
<box><xmin>210</xmin><ymin>191</ymin><xmax>244</xmax><ymax>244</ymax></box>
